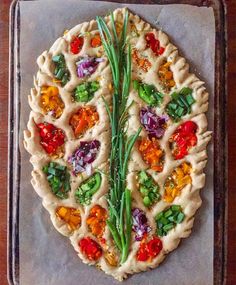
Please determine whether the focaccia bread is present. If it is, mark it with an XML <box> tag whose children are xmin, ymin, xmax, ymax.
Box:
<box><xmin>24</xmin><ymin>8</ymin><xmax>211</xmax><ymax>281</ymax></box>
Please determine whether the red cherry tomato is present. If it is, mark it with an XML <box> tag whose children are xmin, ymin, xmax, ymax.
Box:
<box><xmin>145</xmin><ymin>32</ymin><xmax>165</xmax><ymax>56</ymax></box>
<box><xmin>137</xmin><ymin>236</ymin><xmax>162</xmax><ymax>262</ymax></box>
<box><xmin>137</xmin><ymin>248</ymin><xmax>149</xmax><ymax>262</ymax></box>
<box><xmin>79</xmin><ymin>237</ymin><xmax>102</xmax><ymax>261</ymax></box>
<box><xmin>70</xmin><ymin>36</ymin><xmax>84</xmax><ymax>54</ymax></box>
<box><xmin>171</xmin><ymin>121</ymin><xmax>198</xmax><ymax>160</ymax></box>
<box><xmin>37</xmin><ymin>123</ymin><xmax>65</xmax><ymax>155</ymax></box>
<box><xmin>158</xmin><ymin>47</ymin><xmax>165</xmax><ymax>55</ymax></box>
<box><xmin>41</xmin><ymin>142</ymin><xmax>55</xmax><ymax>154</ymax></box>
<box><xmin>182</xmin><ymin>121</ymin><xmax>198</xmax><ymax>133</ymax></box>
<box><xmin>187</xmin><ymin>132</ymin><xmax>198</xmax><ymax>146</ymax></box>
<box><xmin>145</xmin><ymin>32</ymin><xmax>155</xmax><ymax>41</ymax></box>
<box><xmin>147</xmin><ymin>237</ymin><xmax>163</xmax><ymax>258</ymax></box>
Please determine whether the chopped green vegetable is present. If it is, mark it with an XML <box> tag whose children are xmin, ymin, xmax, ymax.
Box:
<box><xmin>74</xmin><ymin>81</ymin><xmax>100</xmax><ymax>102</ymax></box>
<box><xmin>140</xmin><ymin>186</ymin><xmax>149</xmax><ymax>196</ymax></box>
<box><xmin>52</xmin><ymin>55</ymin><xmax>63</xmax><ymax>63</ymax></box>
<box><xmin>159</xmin><ymin>216</ymin><xmax>168</xmax><ymax>225</ymax></box>
<box><xmin>186</xmin><ymin>94</ymin><xmax>195</xmax><ymax>105</ymax></box>
<box><xmin>157</xmin><ymin>229</ymin><xmax>163</xmax><ymax>236</ymax></box>
<box><xmin>42</xmin><ymin>162</ymin><xmax>71</xmax><ymax>199</ymax></box>
<box><xmin>164</xmin><ymin>209</ymin><xmax>173</xmax><ymax>218</ymax></box>
<box><xmin>55</xmin><ymin>164</ymin><xmax>66</xmax><ymax>171</ymax></box>
<box><xmin>133</xmin><ymin>81</ymin><xmax>164</xmax><ymax>107</ymax></box>
<box><xmin>143</xmin><ymin>196</ymin><xmax>151</xmax><ymax>207</ymax></box>
<box><xmin>155</xmin><ymin>212</ymin><xmax>164</xmax><ymax>221</ymax></box>
<box><xmin>75</xmin><ymin>172</ymin><xmax>101</xmax><ymax>205</ymax></box>
<box><xmin>156</xmin><ymin>205</ymin><xmax>185</xmax><ymax>236</ymax></box>
<box><xmin>180</xmin><ymin>87</ymin><xmax>192</xmax><ymax>96</ymax></box>
<box><xmin>138</xmin><ymin>171</ymin><xmax>161</xmax><ymax>208</ymax></box>
<box><xmin>171</xmin><ymin>205</ymin><xmax>181</xmax><ymax>211</ymax></box>
<box><xmin>166</xmin><ymin>87</ymin><xmax>195</xmax><ymax>121</ymax></box>
<box><xmin>163</xmin><ymin>223</ymin><xmax>174</xmax><ymax>232</ymax></box>
<box><xmin>177</xmin><ymin>212</ymin><xmax>185</xmax><ymax>223</ymax></box>
<box><xmin>52</xmin><ymin>54</ymin><xmax>70</xmax><ymax>86</ymax></box>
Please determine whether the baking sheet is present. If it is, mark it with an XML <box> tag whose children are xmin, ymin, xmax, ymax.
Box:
<box><xmin>18</xmin><ymin>1</ymin><xmax>215</xmax><ymax>284</ymax></box>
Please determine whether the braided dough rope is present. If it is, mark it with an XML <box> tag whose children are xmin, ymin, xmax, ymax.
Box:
<box><xmin>24</xmin><ymin>7</ymin><xmax>211</xmax><ymax>281</ymax></box>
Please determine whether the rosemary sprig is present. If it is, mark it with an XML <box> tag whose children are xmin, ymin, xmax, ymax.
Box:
<box><xmin>96</xmin><ymin>11</ymin><xmax>141</xmax><ymax>264</ymax></box>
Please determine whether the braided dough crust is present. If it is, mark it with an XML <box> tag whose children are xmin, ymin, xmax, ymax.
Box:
<box><xmin>24</xmin><ymin>7</ymin><xmax>211</xmax><ymax>281</ymax></box>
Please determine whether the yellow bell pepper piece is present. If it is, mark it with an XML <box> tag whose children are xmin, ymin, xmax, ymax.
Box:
<box><xmin>40</xmin><ymin>86</ymin><xmax>64</xmax><ymax>118</ymax></box>
<box><xmin>56</xmin><ymin>206</ymin><xmax>81</xmax><ymax>231</ymax></box>
<box><xmin>164</xmin><ymin>162</ymin><xmax>192</xmax><ymax>203</ymax></box>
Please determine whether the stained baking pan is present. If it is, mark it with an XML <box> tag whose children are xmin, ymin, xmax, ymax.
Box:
<box><xmin>8</xmin><ymin>0</ymin><xmax>227</xmax><ymax>284</ymax></box>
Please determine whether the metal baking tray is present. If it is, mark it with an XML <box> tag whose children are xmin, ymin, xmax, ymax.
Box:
<box><xmin>8</xmin><ymin>0</ymin><xmax>227</xmax><ymax>284</ymax></box>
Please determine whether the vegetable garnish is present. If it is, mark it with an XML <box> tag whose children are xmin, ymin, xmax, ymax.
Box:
<box><xmin>132</xmin><ymin>49</ymin><xmax>152</xmax><ymax>72</ymax></box>
<box><xmin>96</xmin><ymin>10</ymin><xmax>142</xmax><ymax>264</ymax></box>
<box><xmin>73</xmin><ymin>81</ymin><xmax>100</xmax><ymax>102</ymax></box>
<box><xmin>138</xmin><ymin>171</ymin><xmax>161</xmax><ymax>207</ymax></box>
<box><xmin>86</xmin><ymin>205</ymin><xmax>107</xmax><ymax>237</ymax></box>
<box><xmin>90</xmin><ymin>34</ymin><xmax>102</xmax><ymax>48</ymax></box>
<box><xmin>145</xmin><ymin>32</ymin><xmax>165</xmax><ymax>56</ymax></box>
<box><xmin>158</xmin><ymin>61</ymin><xmax>175</xmax><ymax>90</ymax></box>
<box><xmin>52</xmin><ymin>54</ymin><xmax>70</xmax><ymax>86</ymax></box>
<box><xmin>79</xmin><ymin>237</ymin><xmax>103</xmax><ymax>261</ymax></box>
<box><xmin>132</xmin><ymin>208</ymin><xmax>151</xmax><ymax>241</ymax></box>
<box><xmin>68</xmin><ymin>140</ymin><xmax>100</xmax><ymax>175</ymax></box>
<box><xmin>70</xmin><ymin>35</ymin><xmax>84</xmax><ymax>54</ymax></box>
<box><xmin>169</xmin><ymin>121</ymin><xmax>198</xmax><ymax>160</ymax></box>
<box><xmin>139</xmin><ymin>137</ymin><xmax>164</xmax><ymax>172</ymax></box>
<box><xmin>75</xmin><ymin>172</ymin><xmax>102</xmax><ymax>205</ymax></box>
<box><xmin>42</xmin><ymin>162</ymin><xmax>71</xmax><ymax>199</ymax></box>
<box><xmin>166</xmin><ymin>87</ymin><xmax>195</xmax><ymax>121</ymax></box>
<box><xmin>56</xmin><ymin>206</ymin><xmax>81</xmax><ymax>231</ymax></box>
<box><xmin>136</xmin><ymin>235</ymin><xmax>162</xmax><ymax>262</ymax></box>
<box><xmin>40</xmin><ymin>86</ymin><xmax>65</xmax><ymax>118</ymax></box>
<box><xmin>76</xmin><ymin>57</ymin><xmax>104</xmax><ymax>78</ymax></box>
<box><xmin>130</xmin><ymin>22</ymin><xmax>139</xmax><ymax>38</ymax></box>
<box><xmin>140</xmin><ymin>107</ymin><xmax>168</xmax><ymax>139</ymax></box>
<box><xmin>133</xmin><ymin>80</ymin><xmax>164</xmax><ymax>107</ymax></box>
<box><xmin>164</xmin><ymin>162</ymin><xmax>192</xmax><ymax>203</ymax></box>
<box><xmin>156</xmin><ymin>205</ymin><xmax>185</xmax><ymax>237</ymax></box>
<box><xmin>37</xmin><ymin>122</ymin><xmax>65</xmax><ymax>156</ymax></box>
<box><xmin>104</xmin><ymin>251</ymin><xmax>118</xmax><ymax>267</ymax></box>
<box><xmin>69</xmin><ymin>106</ymin><xmax>99</xmax><ymax>138</ymax></box>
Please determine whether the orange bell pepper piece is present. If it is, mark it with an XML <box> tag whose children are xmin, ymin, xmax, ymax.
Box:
<box><xmin>91</xmin><ymin>35</ymin><xmax>102</xmax><ymax>48</ymax></box>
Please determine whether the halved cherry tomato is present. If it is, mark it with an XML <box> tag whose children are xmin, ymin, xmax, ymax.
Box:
<box><xmin>136</xmin><ymin>236</ymin><xmax>163</xmax><ymax>262</ymax></box>
<box><xmin>145</xmin><ymin>32</ymin><xmax>165</xmax><ymax>56</ymax></box>
<box><xmin>146</xmin><ymin>237</ymin><xmax>163</xmax><ymax>257</ymax></box>
<box><xmin>137</xmin><ymin>247</ymin><xmax>149</xmax><ymax>262</ymax></box>
<box><xmin>37</xmin><ymin>123</ymin><xmax>65</xmax><ymax>155</ymax></box>
<box><xmin>79</xmin><ymin>237</ymin><xmax>102</xmax><ymax>261</ymax></box>
<box><xmin>70</xmin><ymin>36</ymin><xmax>84</xmax><ymax>54</ymax></box>
<box><xmin>170</xmin><ymin>121</ymin><xmax>198</xmax><ymax>160</ymax></box>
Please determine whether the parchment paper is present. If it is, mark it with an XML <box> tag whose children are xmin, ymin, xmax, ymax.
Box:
<box><xmin>18</xmin><ymin>1</ymin><xmax>215</xmax><ymax>284</ymax></box>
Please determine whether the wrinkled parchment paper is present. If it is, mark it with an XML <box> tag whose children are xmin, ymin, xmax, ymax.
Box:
<box><xmin>18</xmin><ymin>1</ymin><xmax>215</xmax><ymax>284</ymax></box>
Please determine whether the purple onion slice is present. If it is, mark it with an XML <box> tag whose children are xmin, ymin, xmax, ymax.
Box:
<box><xmin>68</xmin><ymin>140</ymin><xmax>100</xmax><ymax>175</ymax></box>
<box><xmin>76</xmin><ymin>57</ymin><xmax>104</xmax><ymax>78</ymax></box>
<box><xmin>140</xmin><ymin>107</ymin><xmax>169</xmax><ymax>139</ymax></box>
<box><xmin>132</xmin><ymin>208</ymin><xmax>151</xmax><ymax>241</ymax></box>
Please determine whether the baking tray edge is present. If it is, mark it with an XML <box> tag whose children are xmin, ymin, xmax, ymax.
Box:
<box><xmin>8</xmin><ymin>0</ymin><xmax>20</xmax><ymax>284</ymax></box>
<box><xmin>7</xmin><ymin>1</ymin><xmax>228</xmax><ymax>284</ymax></box>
